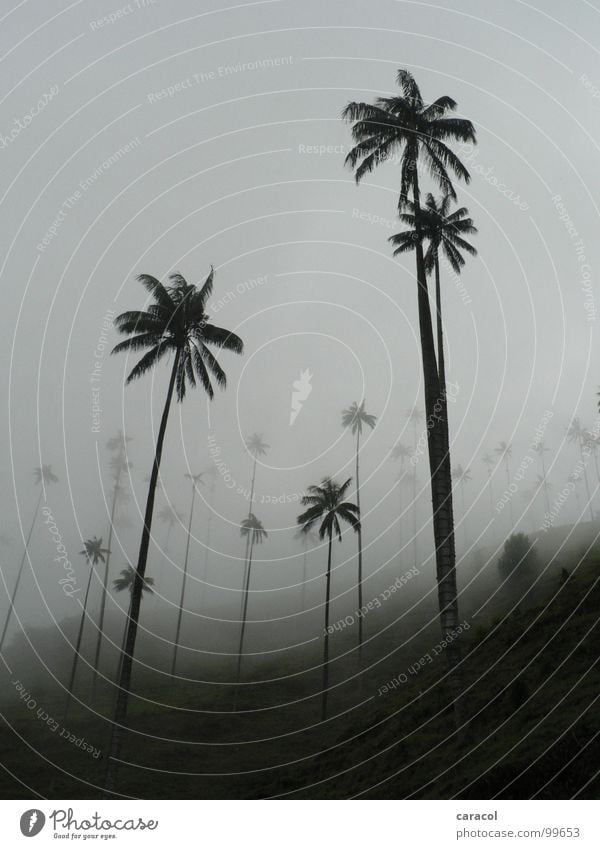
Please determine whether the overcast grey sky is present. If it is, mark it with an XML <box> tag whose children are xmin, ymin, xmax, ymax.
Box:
<box><xmin>1</xmin><ymin>0</ymin><xmax>600</xmax><ymax>652</ymax></box>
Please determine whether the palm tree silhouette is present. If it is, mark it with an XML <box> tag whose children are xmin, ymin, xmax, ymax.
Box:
<box><xmin>482</xmin><ymin>453</ymin><xmax>496</xmax><ymax>515</ymax></box>
<box><xmin>452</xmin><ymin>464</ymin><xmax>472</xmax><ymax>547</ymax></box>
<box><xmin>112</xmin><ymin>565</ymin><xmax>154</xmax><ymax>688</ymax></box>
<box><xmin>91</xmin><ymin>431</ymin><xmax>132</xmax><ymax>702</ymax></box>
<box><xmin>234</xmin><ymin>513</ymin><xmax>268</xmax><ymax>705</ymax></box>
<box><xmin>390</xmin><ymin>194</ymin><xmax>477</xmax><ymax>392</ymax></box>
<box><xmin>344</xmin><ymin>71</ymin><xmax>474</xmax><ymax>715</ymax></box>
<box><xmin>65</xmin><ymin>537</ymin><xmax>109</xmax><ymax>719</ymax></box>
<box><xmin>171</xmin><ymin>472</ymin><xmax>205</xmax><ymax>678</ymax></box>
<box><xmin>567</xmin><ymin>418</ymin><xmax>594</xmax><ymax>522</ymax></box>
<box><xmin>297</xmin><ymin>477</ymin><xmax>360</xmax><ymax>722</ymax></box>
<box><xmin>405</xmin><ymin>408</ymin><xmax>423</xmax><ymax>569</ymax></box>
<box><xmin>341</xmin><ymin>400</ymin><xmax>376</xmax><ymax>656</ymax></box>
<box><xmin>495</xmin><ymin>441</ymin><xmax>514</xmax><ymax>529</ymax></box>
<box><xmin>239</xmin><ymin>434</ymin><xmax>269</xmax><ymax>617</ymax></box>
<box><xmin>106</xmin><ymin>268</ymin><xmax>243</xmax><ymax>790</ymax></box>
<box><xmin>0</xmin><ymin>465</ymin><xmax>58</xmax><ymax>656</ymax></box>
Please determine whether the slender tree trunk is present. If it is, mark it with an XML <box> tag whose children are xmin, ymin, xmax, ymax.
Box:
<box><xmin>64</xmin><ymin>561</ymin><xmax>95</xmax><ymax>720</ymax></box>
<box><xmin>434</xmin><ymin>254</ymin><xmax>446</xmax><ymax>393</ymax></box>
<box><xmin>171</xmin><ymin>480</ymin><xmax>196</xmax><ymax>678</ymax></box>
<box><xmin>91</xmin><ymin>467</ymin><xmax>121</xmax><ymax>702</ymax></box>
<box><xmin>104</xmin><ymin>350</ymin><xmax>180</xmax><ymax>792</ymax></box>
<box><xmin>322</xmin><ymin>533</ymin><xmax>333</xmax><ymax>722</ymax></box>
<box><xmin>461</xmin><ymin>484</ymin><xmax>467</xmax><ymax>548</ymax></box>
<box><xmin>233</xmin><ymin>534</ymin><xmax>255</xmax><ymax>710</ymax></box>
<box><xmin>412</xmin><ymin>422</ymin><xmax>418</xmax><ymax>569</ymax></box>
<box><xmin>579</xmin><ymin>438</ymin><xmax>595</xmax><ymax>522</ymax></box>
<box><xmin>201</xmin><ymin>481</ymin><xmax>215</xmax><ymax>607</ymax></box>
<box><xmin>301</xmin><ymin>546</ymin><xmax>308</xmax><ymax>611</ymax></box>
<box><xmin>354</xmin><ymin>428</ymin><xmax>364</xmax><ymax>658</ymax></box>
<box><xmin>505</xmin><ymin>459</ymin><xmax>514</xmax><ymax>530</ymax></box>
<box><xmin>0</xmin><ymin>488</ymin><xmax>43</xmax><ymax>655</ymax></box>
<box><xmin>487</xmin><ymin>471</ymin><xmax>494</xmax><ymax>515</ymax></box>
<box><xmin>239</xmin><ymin>458</ymin><xmax>257</xmax><ymax>619</ymax></box>
<box><xmin>411</xmin><ymin>170</ymin><xmax>461</xmax><ymax>723</ymax></box>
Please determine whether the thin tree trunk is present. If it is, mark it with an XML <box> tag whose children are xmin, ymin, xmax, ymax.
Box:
<box><xmin>239</xmin><ymin>457</ymin><xmax>257</xmax><ymax>619</ymax></box>
<box><xmin>301</xmin><ymin>546</ymin><xmax>308</xmax><ymax>611</ymax></box>
<box><xmin>354</xmin><ymin>428</ymin><xmax>363</xmax><ymax>657</ymax></box>
<box><xmin>91</xmin><ymin>467</ymin><xmax>121</xmax><ymax>702</ymax></box>
<box><xmin>104</xmin><ymin>350</ymin><xmax>180</xmax><ymax>792</ymax></box>
<box><xmin>434</xmin><ymin>254</ymin><xmax>446</xmax><ymax>393</ymax></box>
<box><xmin>412</xmin><ymin>422</ymin><xmax>418</xmax><ymax>569</ymax></box>
<box><xmin>505</xmin><ymin>459</ymin><xmax>514</xmax><ymax>530</ymax></box>
<box><xmin>322</xmin><ymin>533</ymin><xmax>333</xmax><ymax>722</ymax></box>
<box><xmin>0</xmin><ymin>488</ymin><xmax>43</xmax><ymax>655</ymax></box>
<box><xmin>233</xmin><ymin>534</ymin><xmax>255</xmax><ymax>710</ymax></box>
<box><xmin>487</xmin><ymin>471</ymin><xmax>494</xmax><ymax>515</ymax></box>
<box><xmin>411</xmin><ymin>170</ymin><xmax>461</xmax><ymax>723</ymax></box>
<box><xmin>170</xmin><ymin>479</ymin><xmax>196</xmax><ymax>678</ymax></box>
<box><xmin>580</xmin><ymin>438</ymin><xmax>595</xmax><ymax>522</ymax></box>
<box><xmin>64</xmin><ymin>560</ymin><xmax>95</xmax><ymax>720</ymax></box>
<box><xmin>461</xmin><ymin>484</ymin><xmax>467</xmax><ymax>548</ymax></box>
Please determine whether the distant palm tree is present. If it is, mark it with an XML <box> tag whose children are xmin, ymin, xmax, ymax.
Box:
<box><xmin>452</xmin><ymin>464</ymin><xmax>472</xmax><ymax>547</ymax></box>
<box><xmin>294</xmin><ymin>527</ymin><xmax>318</xmax><ymax>611</ymax></box>
<box><xmin>495</xmin><ymin>441</ymin><xmax>514</xmax><ymax>529</ymax></box>
<box><xmin>201</xmin><ymin>463</ymin><xmax>218</xmax><ymax>588</ymax></box>
<box><xmin>239</xmin><ymin>434</ymin><xmax>269</xmax><ymax>616</ymax></box>
<box><xmin>234</xmin><ymin>513</ymin><xmax>268</xmax><ymax>703</ymax></box>
<box><xmin>567</xmin><ymin>418</ymin><xmax>594</xmax><ymax>522</ymax></box>
<box><xmin>91</xmin><ymin>431</ymin><xmax>132</xmax><ymax>701</ymax></box>
<box><xmin>106</xmin><ymin>269</ymin><xmax>243</xmax><ymax>790</ymax></box>
<box><xmin>65</xmin><ymin>537</ymin><xmax>109</xmax><ymax>718</ymax></box>
<box><xmin>0</xmin><ymin>465</ymin><xmax>58</xmax><ymax>656</ymax></box>
<box><xmin>341</xmin><ymin>400</ymin><xmax>376</xmax><ymax>656</ymax></box>
<box><xmin>297</xmin><ymin>477</ymin><xmax>360</xmax><ymax>722</ymax></box>
<box><xmin>532</xmin><ymin>441</ymin><xmax>551</xmax><ymax>514</ymax></box>
<box><xmin>344</xmin><ymin>72</ymin><xmax>474</xmax><ymax>718</ymax></box>
<box><xmin>171</xmin><ymin>472</ymin><xmax>205</xmax><ymax>678</ymax></box>
<box><xmin>390</xmin><ymin>193</ymin><xmax>477</xmax><ymax>392</ymax></box>
<box><xmin>534</xmin><ymin>474</ymin><xmax>552</xmax><ymax>519</ymax></box>
<box><xmin>112</xmin><ymin>565</ymin><xmax>154</xmax><ymax>687</ymax></box>
<box><xmin>583</xmin><ymin>429</ymin><xmax>600</xmax><ymax>493</ymax></box>
<box><xmin>391</xmin><ymin>441</ymin><xmax>411</xmax><ymax>558</ymax></box>
<box><xmin>482</xmin><ymin>453</ymin><xmax>496</xmax><ymax>514</ymax></box>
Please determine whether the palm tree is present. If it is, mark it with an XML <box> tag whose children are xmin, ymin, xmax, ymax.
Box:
<box><xmin>65</xmin><ymin>537</ymin><xmax>109</xmax><ymax>718</ymax></box>
<box><xmin>390</xmin><ymin>194</ymin><xmax>477</xmax><ymax>391</ymax></box>
<box><xmin>391</xmin><ymin>441</ymin><xmax>411</xmax><ymax>558</ymax></box>
<box><xmin>583</xmin><ymin>430</ymin><xmax>600</xmax><ymax>493</ymax></box>
<box><xmin>201</xmin><ymin>463</ymin><xmax>218</xmax><ymax>589</ymax></box>
<box><xmin>297</xmin><ymin>477</ymin><xmax>360</xmax><ymax>722</ymax></box>
<box><xmin>495</xmin><ymin>441</ymin><xmax>514</xmax><ymax>529</ymax></box>
<box><xmin>105</xmin><ymin>269</ymin><xmax>243</xmax><ymax>790</ymax></box>
<box><xmin>91</xmin><ymin>432</ymin><xmax>132</xmax><ymax>701</ymax></box>
<box><xmin>239</xmin><ymin>434</ymin><xmax>269</xmax><ymax>616</ymax></box>
<box><xmin>532</xmin><ymin>441</ymin><xmax>551</xmax><ymax>514</ymax></box>
<box><xmin>482</xmin><ymin>453</ymin><xmax>496</xmax><ymax>515</ymax></box>
<box><xmin>234</xmin><ymin>513</ymin><xmax>268</xmax><ymax>704</ymax></box>
<box><xmin>341</xmin><ymin>400</ymin><xmax>376</xmax><ymax>656</ymax></box>
<box><xmin>344</xmin><ymin>72</ymin><xmax>474</xmax><ymax>715</ymax></box>
<box><xmin>567</xmin><ymin>418</ymin><xmax>594</xmax><ymax>522</ymax></box>
<box><xmin>452</xmin><ymin>464</ymin><xmax>472</xmax><ymax>547</ymax></box>
<box><xmin>0</xmin><ymin>465</ymin><xmax>58</xmax><ymax>656</ymax></box>
<box><xmin>171</xmin><ymin>472</ymin><xmax>205</xmax><ymax>678</ymax></box>
<box><xmin>534</xmin><ymin>474</ymin><xmax>552</xmax><ymax>521</ymax></box>
<box><xmin>112</xmin><ymin>565</ymin><xmax>154</xmax><ymax>687</ymax></box>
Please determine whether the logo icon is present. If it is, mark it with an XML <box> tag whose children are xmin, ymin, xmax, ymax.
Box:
<box><xmin>20</xmin><ymin>810</ymin><xmax>45</xmax><ymax>837</ymax></box>
<box><xmin>289</xmin><ymin>368</ymin><xmax>313</xmax><ymax>426</ymax></box>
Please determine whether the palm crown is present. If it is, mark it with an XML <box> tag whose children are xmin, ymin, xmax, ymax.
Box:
<box><xmin>391</xmin><ymin>441</ymin><xmax>411</xmax><ymax>462</ymax></box>
<box><xmin>390</xmin><ymin>193</ymin><xmax>477</xmax><ymax>273</ymax></box>
<box><xmin>495</xmin><ymin>441</ymin><xmax>512</xmax><ymax>461</ymax></box>
<box><xmin>341</xmin><ymin>400</ymin><xmax>377</xmax><ymax>435</ymax></box>
<box><xmin>113</xmin><ymin>565</ymin><xmax>155</xmax><ymax>595</ymax></box>
<box><xmin>112</xmin><ymin>270</ymin><xmax>243</xmax><ymax>401</ymax></box>
<box><xmin>245</xmin><ymin>433</ymin><xmax>269</xmax><ymax>457</ymax></box>
<box><xmin>34</xmin><ymin>465</ymin><xmax>58</xmax><ymax>485</ymax></box>
<box><xmin>157</xmin><ymin>505</ymin><xmax>183</xmax><ymax>527</ymax></box>
<box><xmin>452</xmin><ymin>464</ymin><xmax>472</xmax><ymax>484</ymax></box>
<box><xmin>343</xmin><ymin>69</ymin><xmax>476</xmax><ymax>207</ymax></box>
<box><xmin>80</xmin><ymin>537</ymin><xmax>109</xmax><ymax>565</ymax></box>
<box><xmin>567</xmin><ymin>418</ymin><xmax>586</xmax><ymax>444</ymax></box>
<box><xmin>240</xmin><ymin>513</ymin><xmax>268</xmax><ymax>545</ymax></box>
<box><xmin>297</xmin><ymin>477</ymin><xmax>360</xmax><ymax>542</ymax></box>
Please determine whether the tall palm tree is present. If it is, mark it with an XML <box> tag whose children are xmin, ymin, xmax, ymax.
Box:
<box><xmin>344</xmin><ymin>71</ymin><xmax>474</xmax><ymax>717</ymax></box>
<box><xmin>405</xmin><ymin>408</ymin><xmax>424</xmax><ymax>570</ymax></box>
<box><xmin>452</xmin><ymin>464</ymin><xmax>472</xmax><ymax>547</ymax></box>
<box><xmin>482</xmin><ymin>453</ymin><xmax>496</xmax><ymax>515</ymax></box>
<box><xmin>171</xmin><ymin>472</ymin><xmax>205</xmax><ymax>678</ymax></box>
<box><xmin>0</xmin><ymin>465</ymin><xmax>58</xmax><ymax>656</ymax></box>
<box><xmin>391</xmin><ymin>441</ymin><xmax>411</xmax><ymax>558</ymax></box>
<box><xmin>297</xmin><ymin>477</ymin><xmax>360</xmax><ymax>722</ymax></box>
<box><xmin>567</xmin><ymin>418</ymin><xmax>594</xmax><ymax>522</ymax></box>
<box><xmin>495</xmin><ymin>441</ymin><xmax>514</xmax><ymax>529</ymax></box>
<box><xmin>91</xmin><ymin>432</ymin><xmax>132</xmax><ymax>701</ymax></box>
<box><xmin>390</xmin><ymin>193</ymin><xmax>477</xmax><ymax>391</ymax></box>
<box><xmin>341</xmin><ymin>400</ymin><xmax>376</xmax><ymax>656</ymax></box>
<box><xmin>239</xmin><ymin>434</ymin><xmax>269</xmax><ymax>615</ymax></box>
<box><xmin>65</xmin><ymin>537</ymin><xmax>109</xmax><ymax>718</ymax></box>
<box><xmin>105</xmin><ymin>269</ymin><xmax>243</xmax><ymax>790</ymax></box>
<box><xmin>234</xmin><ymin>513</ymin><xmax>267</xmax><ymax>704</ymax></box>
